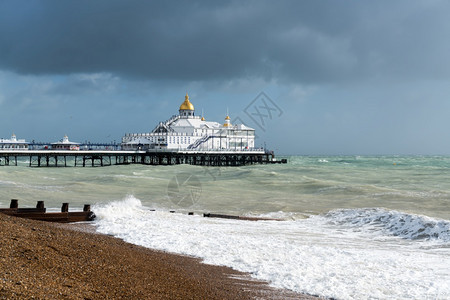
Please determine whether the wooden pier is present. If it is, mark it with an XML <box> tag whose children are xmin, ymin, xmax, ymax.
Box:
<box><xmin>0</xmin><ymin>149</ymin><xmax>287</xmax><ymax>167</ymax></box>
<box><xmin>0</xmin><ymin>199</ymin><xmax>96</xmax><ymax>223</ymax></box>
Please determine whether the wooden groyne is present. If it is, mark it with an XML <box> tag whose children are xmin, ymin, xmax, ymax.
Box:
<box><xmin>203</xmin><ymin>213</ymin><xmax>282</xmax><ymax>221</ymax></box>
<box><xmin>0</xmin><ymin>199</ymin><xmax>96</xmax><ymax>223</ymax></box>
<box><xmin>150</xmin><ymin>210</ymin><xmax>283</xmax><ymax>221</ymax></box>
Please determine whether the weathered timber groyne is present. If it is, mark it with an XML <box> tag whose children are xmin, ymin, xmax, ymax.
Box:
<box><xmin>0</xmin><ymin>199</ymin><xmax>95</xmax><ymax>223</ymax></box>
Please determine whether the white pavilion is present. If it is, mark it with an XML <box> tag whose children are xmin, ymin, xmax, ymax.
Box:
<box><xmin>0</xmin><ymin>134</ymin><xmax>28</xmax><ymax>150</ymax></box>
<box><xmin>122</xmin><ymin>93</ymin><xmax>256</xmax><ymax>151</ymax></box>
<box><xmin>51</xmin><ymin>135</ymin><xmax>80</xmax><ymax>150</ymax></box>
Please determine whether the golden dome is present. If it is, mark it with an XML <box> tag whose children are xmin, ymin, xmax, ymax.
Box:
<box><xmin>201</xmin><ymin>116</ymin><xmax>205</xmax><ymax>121</ymax></box>
<box><xmin>225</xmin><ymin>115</ymin><xmax>230</xmax><ymax>120</ymax></box>
<box><xmin>179</xmin><ymin>93</ymin><xmax>195</xmax><ymax>111</ymax></box>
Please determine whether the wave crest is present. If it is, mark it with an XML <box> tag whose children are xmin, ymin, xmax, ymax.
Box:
<box><xmin>323</xmin><ymin>208</ymin><xmax>450</xmax><ymax>243</ymax></box>
<box><xmin>92</xmin><ymin>194</ymin><xmax>145</xmax><ymax>221</ymax></box>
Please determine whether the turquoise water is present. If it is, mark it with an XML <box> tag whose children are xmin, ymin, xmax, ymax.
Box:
<box><xmin>1</xmin><ymin>155</ymin><xmax>449</xmax><ymax>299</ymax></box>
<box><xmin>2</xmin><ymin>155</ymin><xmax>448</xmax><ymax>219</ymax></box>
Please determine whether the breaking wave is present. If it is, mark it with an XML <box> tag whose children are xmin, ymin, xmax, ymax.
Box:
<box><xmin>322</xmin><ymin>208</ymin><xmax>450</xmax><ymax>243</ymax></box>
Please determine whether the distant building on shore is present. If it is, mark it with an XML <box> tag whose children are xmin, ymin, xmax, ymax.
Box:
<box><xmin>51</xmin><ymin>135</ymin><xmax>80</xmax><ymax>150</ymax></box>
<box><xmin>0</xmin><ymin>134</ymin><xmax>28</xmax><ymax>150</ymax></box>
<box><xmin>121</xmin><ymin>93</ymin><xmax>256</xmax><ymax>151</ymax></box>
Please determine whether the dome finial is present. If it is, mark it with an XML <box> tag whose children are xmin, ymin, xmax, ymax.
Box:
<box><xmin>179</xmin><ymin>93</ymin><xmax>195</xmax><ymax>111</ymax></box>
<box><xmin>201</xmin><ymin>108</ymin><xmax>205</xmax><ymax>121</ymax></box>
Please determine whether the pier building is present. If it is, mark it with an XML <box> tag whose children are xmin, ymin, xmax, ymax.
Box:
<box><xmin>0</xmin><ymin>134</ymin><xmax>28</xmax><ymax>150</ymax></box>
<box><xmin>51</xmin><ymin>135</ymin><xmax>80</xmax><ymax>150</ymax></box>
<box><xmin>122</xmin><ymin>93</ymin><xmax>256</xmax><ymax>152</ymax></box>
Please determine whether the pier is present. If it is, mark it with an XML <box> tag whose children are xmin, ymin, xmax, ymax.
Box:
<box><xmin>1</xmin><ymin>94</ymin><xmax>289</xmax><ymax>167</ymax></box>
<box><xmin>0</xmin><ymin>149</ymin><xmax>286</xmax><ymax>167</ymax></box>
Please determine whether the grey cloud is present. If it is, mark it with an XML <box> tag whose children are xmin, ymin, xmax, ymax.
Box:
<box><xmin>1</xmin><ymin>0</ymin><xmax>450</xmax><ymax>83</ymax></box>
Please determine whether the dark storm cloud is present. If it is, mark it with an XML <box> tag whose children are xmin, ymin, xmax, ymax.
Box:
<box><xmin>1</xmin><ymin>0</ymin><xmax>450</xmax><ymax>83</ymax></box>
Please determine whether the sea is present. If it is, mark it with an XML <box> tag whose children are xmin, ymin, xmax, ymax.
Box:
<box><xmin>1</xmin><ymin>155</ymin><xmax>449</xmax><ymax>299</ymax></box>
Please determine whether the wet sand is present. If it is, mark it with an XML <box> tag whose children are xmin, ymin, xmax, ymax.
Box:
<box><xmin>0</xmin><ymin>213</ymin><xmax>317</xmax><ymax>299</ymax></box>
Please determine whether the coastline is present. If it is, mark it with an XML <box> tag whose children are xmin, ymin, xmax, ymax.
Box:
<box><xmin>0</xmin><ymin>213</ymin><xmax>317</xmax><ymax>299</ymax></box>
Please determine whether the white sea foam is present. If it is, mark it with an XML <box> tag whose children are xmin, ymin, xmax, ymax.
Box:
<box><xmin>93</xmin><ymin>196</ymin><xmax>450</xmax><ymax>300</ymax></box>
<box><xmin>321</xmin><ymin>208</ymin><xmax>450</xmax><ymax>243</ymax></box>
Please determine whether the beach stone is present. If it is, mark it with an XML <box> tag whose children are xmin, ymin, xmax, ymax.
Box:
<box><xmin>0</xmin><ymin>213</ymin><xmax>314</xmax><ymax>299</ymax></box>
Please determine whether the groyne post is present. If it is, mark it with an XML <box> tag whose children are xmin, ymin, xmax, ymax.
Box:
<box><xmin>36</xmin><ymin>201</ymin><xmax>45</xmax><ymax>210</ymax></box>
<box><xmin>10</xmin><ymin>199</ymin><xmax>18</xmax><ymax>209</ymax></box>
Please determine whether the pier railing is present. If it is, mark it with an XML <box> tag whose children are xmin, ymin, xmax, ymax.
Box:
<box><xmin>28</xmin><ymin>142</ymin><xmax>120</xmax><ymax>151</ymax></box>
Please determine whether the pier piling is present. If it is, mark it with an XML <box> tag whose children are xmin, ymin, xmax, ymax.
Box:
<box><xmin>1</xmin><ymin>149</ymin><xmax>286</xmax><ymax>167</ymax></box>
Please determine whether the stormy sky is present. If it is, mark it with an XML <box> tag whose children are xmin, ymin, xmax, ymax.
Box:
<box><xmin>1</xmin><ymin>0</ymin><xmax>450</xmax><ymax>154</ymax></box>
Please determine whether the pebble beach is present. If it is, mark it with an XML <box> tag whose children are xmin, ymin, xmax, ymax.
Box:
<box><xmin>0</xmin><ymin>213</ymin><xmax>314</xmax><ymax>299</ymax></box>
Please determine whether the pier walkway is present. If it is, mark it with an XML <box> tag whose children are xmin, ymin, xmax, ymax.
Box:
<box><xmin>0</xmin><ymin>149</ymin><xmax>286</xmax><ymax>167</ymax></box>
